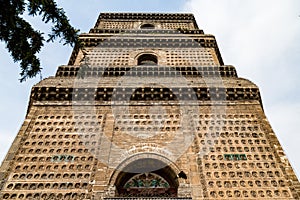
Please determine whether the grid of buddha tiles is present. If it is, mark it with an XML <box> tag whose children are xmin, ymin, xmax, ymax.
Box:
<box><xmin>1</xmin><ymin>12</ymin><xmax>299</xmax><ymax>200</ymax></box>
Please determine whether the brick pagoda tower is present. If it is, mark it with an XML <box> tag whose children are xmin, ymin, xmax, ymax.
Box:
<box><xmin>1</xmin><ymin>13</ymin><xmax>299</xmax><ymax>199</ymax></box>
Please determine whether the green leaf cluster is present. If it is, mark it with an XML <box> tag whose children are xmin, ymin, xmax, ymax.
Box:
<box><xmin>0</xmin><ymin>0</ymin><xmax>79</xmax><ymax>82</ymax></box>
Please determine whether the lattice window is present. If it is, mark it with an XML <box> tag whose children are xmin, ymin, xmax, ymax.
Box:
<box><xmin>124</xmin><ymin>173</ymin><xmax>169</xmax><ymax>188</ymax></box>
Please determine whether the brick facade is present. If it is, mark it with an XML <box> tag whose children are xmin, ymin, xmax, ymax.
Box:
<box><xmin>0</xmin><ymin>12</ymin><xmax>299</xmax><ymax>200</ymax></box>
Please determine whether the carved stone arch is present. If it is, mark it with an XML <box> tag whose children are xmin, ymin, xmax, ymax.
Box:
<box><xmin>127</xmin><ymin>50</ymin><xmax>167</xmax><ymax>66</ymax></box>
<box><xmin>135</xmin><ymin>51</ymin><xmax>159</xmax><ymax>66</ymax></box>
<box><xmin>135</xmin><ymin>22</ymin><xmax>162</xmax><ymax>29</ymax></box>
<box><xmin>140</xmin><ymin>23</ymin><xmax>155</xmax><ymax>29</ymax></box>
<box><xmin>109</xmin><ymin>153</ymin><xmax>181</xmax><ymax>197</ymax></box>
<box><xmin>137</xmin><ymin>54</ymin><xmax>158</xmax><ymax>65</ymax></box>
<box><xmin>109</xmin><ymin>153</ymin><xmax>181</xmax><ymax>185</ymax></box>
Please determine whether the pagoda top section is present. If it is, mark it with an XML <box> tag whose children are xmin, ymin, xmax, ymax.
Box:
<box><xmin>94</xmin><ymin>12</ymin><xmax>199</xmax><ymax>30</ymax></box>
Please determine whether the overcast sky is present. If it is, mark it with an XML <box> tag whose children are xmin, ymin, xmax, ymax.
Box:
<box><xmin>0</xmin><ymin>0</ymin><xmax>299</xmax><ymax>178</ymax></box>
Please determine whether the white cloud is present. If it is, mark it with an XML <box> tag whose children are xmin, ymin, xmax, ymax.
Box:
<box><xmin>184</xmin><ymin>0</ymin><xmax>300</xmax><ymax>178</ymax></box>
<box><xmin>267</xmin><ymin>102</ymin><xmax>300</xmax><ymax>178</ymax></box>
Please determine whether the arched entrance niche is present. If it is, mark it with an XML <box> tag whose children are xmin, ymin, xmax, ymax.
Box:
<box><xmin>140</xmin><ymin>23</ymin><xmax>155</xmax><ymax>29</ymax></box>
<box><xmin>112</xmin><ymin>155</ymin><xmax>180</xmax><ymax>197</ymax></box>
<box><xmin>137</xmin><ymin>54</ymin><xmax>158</xmax><ymax>65</ymax></box>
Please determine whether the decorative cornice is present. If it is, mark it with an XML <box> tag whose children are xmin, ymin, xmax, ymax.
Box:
<box><xmin>98</xmin><ymin>13</ymin><xmax>195</xmax><ymax>20</ymax></box>
<box><xmin>30</xmin><ymin>86</ymin><xmax>261</xmax><ymax>103</ymax></box>
<box><xmin>94</xmin><ymin>13</ymin><xmax>199</xmax><ymax>29</ymax></box>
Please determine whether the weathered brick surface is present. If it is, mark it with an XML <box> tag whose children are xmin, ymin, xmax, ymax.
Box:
<box><xmin>0</xmin><ymin>12</ymin><xmax>299</xmax><ymax>200</ymax></box>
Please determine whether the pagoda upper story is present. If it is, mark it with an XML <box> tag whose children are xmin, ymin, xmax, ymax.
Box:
<box><xmin>29</xmin><ymin>13</ymin><xmax>261</xmax><ymax>107</ymax></box>
<box><xmin>67</xmin><ymin>13</ymin><xmax>224</xmax><ymax>67</ymax></box>
<box><xmin>93</xmin><ymin>13</ymin><xmax>199</xmax><ymax>30</ymax></box>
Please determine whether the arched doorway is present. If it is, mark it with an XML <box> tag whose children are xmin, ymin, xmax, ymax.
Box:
<box><xmin>114</xmin><ymin>158</ymin><xmax>179</xmax><ymax>197</ymax></box>
<box><xmin>137</xmin><ymin>54</ymin><xmax>158</xmax><ymax>65</ymax></box>
<box><xmin>140</xmin><ymin>24</ymin><xmax>155</xmax><ymax>29</ymax></box>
